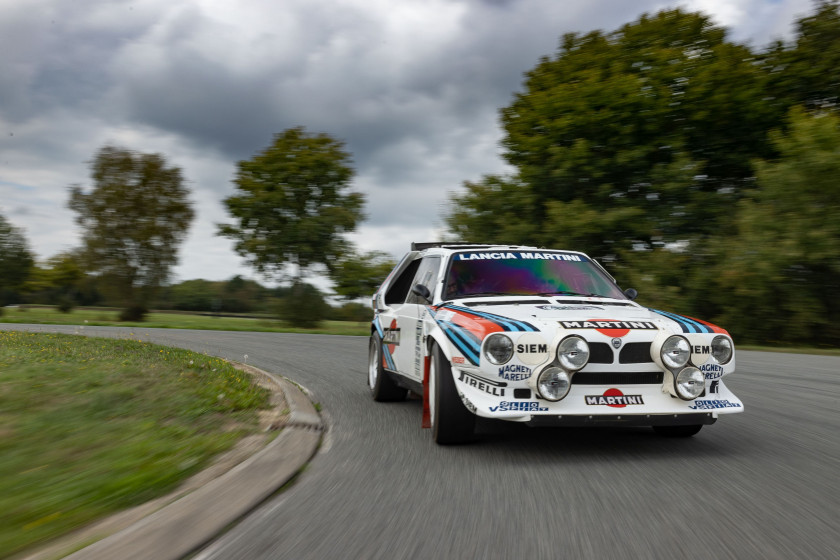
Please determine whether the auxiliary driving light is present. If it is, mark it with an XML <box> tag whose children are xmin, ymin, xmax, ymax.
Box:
<box><xmin>674</xmin><ymin>367</ymin><xmax>705</xmax><ymax>400</ymax></box>
<box><xmin>661</xmin><ymin>335</ymin><xmax>691</xmax><ymax>370</ymax></box>
<box><xmin>537</xmin><ymin>367</ymin><xmax>571</xmax><ymax>401</ymax></box>
<box><xmin>557</xmin><ymin>336</ymin><xmax>590</xmax><ymax>372</ymax></box>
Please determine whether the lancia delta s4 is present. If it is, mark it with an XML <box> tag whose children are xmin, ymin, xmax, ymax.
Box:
<box><xmin>369</xmin><ymin>243</ymin><xmax>742</xmax><ymax>444</ymax></box>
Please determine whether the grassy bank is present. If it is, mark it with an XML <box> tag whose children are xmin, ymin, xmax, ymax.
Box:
<box><xmin>0</xmin><ymin>331</ymin><xmax>270</xmax><ymax>558</ymax></box>
<box><xmin>0</xmin><ymin>306</ymin><xmax>370</xmax><ymax>336</ymax></box>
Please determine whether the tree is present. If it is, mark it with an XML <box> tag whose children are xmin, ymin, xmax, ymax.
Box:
<box><xmin>765</xmin><ymin>1</ymin><xmax>840</xmax><ymax>111</ymax></box>
<box><xmin>68</xmin><ymin>146</ymin><xmax>194</xmax><ymax>321</ymax></box>
<box><xmin>450</xmin><ymin>9</ymin><xmax>783</xmax><ymax>259</ymax></box>
<box><xmin>330</xmin><ymin>250</ymin><xmax>397</xmax><ymax>301</ymax></box>
<box><xmin>710</xmin><ymin>107</ymin><xmax>840</xmax><ymax>345</ymax></box>
<box><xmin>219</xmin><ymin>127</ymin><xmax>364</xmax><ymax>324</ymax></box>
<box><xmin>0</xmin><ymin>213</ymin><xmax>34</xmax><ymax>306</ymax></box>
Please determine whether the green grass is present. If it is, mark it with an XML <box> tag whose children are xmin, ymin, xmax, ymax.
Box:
<box><xmin>0</xmin><ymin>306</ymin><xmax>370</xmax><ymax>336</ymax></box>
<box><xmin>0</xmin><ymin>331</ymin><xmax>270</xmax><ymax>558</ymax></box>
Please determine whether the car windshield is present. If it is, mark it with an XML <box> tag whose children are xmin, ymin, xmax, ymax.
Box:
<box><xmin>444</xmin><ymin>251</ymin><xmax>626</xmax><ymax>300</ymax></box>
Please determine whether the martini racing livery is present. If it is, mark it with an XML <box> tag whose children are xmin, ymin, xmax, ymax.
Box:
<box><xmin>368</xmin><ymin>243</ymin><xmax>743</xmax><ymax>444</ymax></box>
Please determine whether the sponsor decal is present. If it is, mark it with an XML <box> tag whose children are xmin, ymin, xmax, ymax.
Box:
<box><xmin>458</xmin><ymin>392</ymin><xmax>477</xmax><ymax>414</ymax></box>
<box><xmin>436</xmin><ymin>309</ymin><xmax>455</xmax><ymax>322</ymax></box>
<box><xmin>700</xmin><ymin>363</ymin><xmax>724</xmax><ymax>380</ymax></box>
<box><xmin>688</xmin><ymin>399</ymin><xmax>742</xmax><ymax>410</ymax></box>
<box><xmin>585</xmin><ymin>388</ymin><xmax>645</xmax><ymax>408</ymax></box>
<box><xmin>560</xmin><ymin>319</ymin><xmax>658</xmax><ymax>338</ymax></box>
<box><xmin>611</xmin><ymin>338</ymin><xmax>622</xmax><ymax>349</ymax></box>
<box><xmin>414</xmin><ymin>310</ymin><xmax>425</xmax><ymax>377</ymax></box>
<box><xmin>649</xmin><ymin>309</ymin><xmax>728</xmax><ymax>335</ymax></box>
<box><xmin>692</xmin><ymin>345</ymin><xmax>711</xmax><ymax>354</ymax></box>
<box><xmin>708</xmin><ymin>380</ymin><xmax>720</xmax><ymax>394</ymax></box>
<box><xmin>455</xmin><ymin>252</ymin><xmax>583</xmax><ymax>262</ymax></box>
<box><xmin>514</xmin><ymin>333</ymin><xmax>550</xmax><ymax>365</ymax></box>
<box><xmin>383</xmin><ymin>328</ymin><xmax>400</xmax><ymax>345</ymax></box>
<box><xmin>458</xmin><ymin>371</ymin><xmax>506</xmax><ymax>397</ymax></box>
<box><xmin>536</xmin><ymin>305</ymin><xmax>604</xmax><ymax>311</ymax></box>
<box><xmin>498</xmin><ymin>364</ymin><xmax>532</xmax><ymax>381</ymax></box>
<box><xmin>452</xmin><ymin>356</ymin><xmax>466</xmax><ymax>364</ymax></box>
<box><xmin>489</xmin><ymin>401</ymin><xmax>549</xmax><ymax>412</ymax></box>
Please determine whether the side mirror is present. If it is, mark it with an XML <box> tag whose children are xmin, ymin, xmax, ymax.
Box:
<box><xmin>624</xmin><ymin>288</ymin><xmax>638</xmax><ymax>301</ymax></box>
<box><xmin>411</xmin><ymin>284</ymin><xmax>432</xmax><ymax>303</ymax></box>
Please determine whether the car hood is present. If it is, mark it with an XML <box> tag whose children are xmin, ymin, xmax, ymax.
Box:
<box><xmin>438</xmin><ymin>296</ymin><xmax>726</xmax><ymax>336</ymax></box>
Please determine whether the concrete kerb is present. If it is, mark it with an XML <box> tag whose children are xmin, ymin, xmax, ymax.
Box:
<box><xmin>26</xmin><ymin>364</ymin><xmax>323</xmax><ymax>560</ymax></box>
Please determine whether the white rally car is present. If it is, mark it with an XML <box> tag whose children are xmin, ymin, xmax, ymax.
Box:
<box><xmin>368</xmin><ymin>243</ymin><xmax>743</xmax><ymax>444</ymax></box>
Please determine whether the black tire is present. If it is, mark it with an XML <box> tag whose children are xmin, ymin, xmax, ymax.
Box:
<box><xmin>368</xmin><ymin>336</ymin><xmax>408</xmax><ymax>402</ymax></box>
<box><xmin>430</xmin><ymin>344</ymin><xmax>475</xmax><ymax>445</ymax></box>
<box><xmin>652</xmin><ymin>424</ymin><xmax>703</xmax><ymax>437</ymax></box>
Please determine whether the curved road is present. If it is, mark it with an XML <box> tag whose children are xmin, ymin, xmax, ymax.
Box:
<box><xmin>5</xmin><ymin>325</ymin><xmax>839</xmax><ymax>559</ymax></box>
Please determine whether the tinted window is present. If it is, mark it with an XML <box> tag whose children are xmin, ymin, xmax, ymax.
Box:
<box><xmin>384</xmin><ymin>259</ymin><xmax>421</xmax><ymax>305</ymax></box>
<box><xmin>406</xmin><ymin>256</ymin><xmax>441</xmax><ymax>304</ymax></box>
<box><xmin>444</xmin><ymin>251</ymin><xmax>625</xmax><ymax>299</ymax></box>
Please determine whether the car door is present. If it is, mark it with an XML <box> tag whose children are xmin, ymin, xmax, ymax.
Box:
<box><xmin>389</xmin><ymin>255</ymin><xmax>442</xmax><ymax>381</ymax></box>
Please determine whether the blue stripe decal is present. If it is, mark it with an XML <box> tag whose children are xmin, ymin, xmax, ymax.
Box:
<box><xmin>438</xmin><ymin>321</ymin><xmax>481</xmax><ymax>365</ymax></box>
<box><xmin>428</xmin><ymin>307</ymin><xmax>481</xmax><ymax>365</ymax></box>
<box><xmin>437</xmin><ymin>304</ymin><xmax>538</xmax><ymax>332</ymax></box>
<box><xmin>650</xmin><ymin>309</ymin><xmax>713</xmax><ymax>334</ymax></box>
<box><xmin>372</xmin><ymin>316</ymin><xmax>397</xmax><ymax>370</ymax></box>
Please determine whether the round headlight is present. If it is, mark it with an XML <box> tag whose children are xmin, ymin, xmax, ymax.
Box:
<box><xmin>711</xmin><ymin>335</ymin><xmax>733</xmax><ymax>364</ymax></box>
<box><xmin>661</xmin><ymin>335</ymin><xmax>690</xmax><ymax>370</ymax></box>
<box><xmin>675</xmin><ymin>367</ymin><xmax>705</xmax><ymax>400</ymax></box>
<box><xmin>557</xmin><ymin>336</ymin><xmax>590</xmax><ymax>371</ymax></box>
<box><xmin>483</xmin><ymin>333</ymin><xmax>513</xmax><ymax>365</ymax></box>
<box><xmin>537</xmin><ymin>367</ymin><xmax>571</xmax><ymax>401</ymax></box>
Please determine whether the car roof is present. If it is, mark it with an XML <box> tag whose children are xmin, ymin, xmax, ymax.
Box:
<box><xmin>409</xmin><ymin>242</ymin><xmax>587</xmax><ymax>258</ymax></box>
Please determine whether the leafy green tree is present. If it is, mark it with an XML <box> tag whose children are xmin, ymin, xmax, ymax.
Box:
<box><xmin>330</xmin><ymin>250</ymin><xmax>396</xmax><ymax>301</ymax></box>
<box><xmin>765</xmin><ymin>1</ymin><xmax>840</xmax><ymax>111</ymax></box>
<box><xmin>219</xmin><ymin>127</ymin><xmax>364</xmax><ymax>325</ymax></box>
<box><xmin>451</xmin><ymin>9</ymin><xmax>782</xmax><ymax>259</ymax></box>
<box><xmin>0</xmin><ymin>213</ymin><xmax>34</xmax><ymax>306</ymax></box>
<box><xmin>68</xmin><ymin>146</ymin><xmax>194</xmax><ymax>321</ymax></box>
<box><xmin>219</xmin><ymin>127</ymin><xmax>364</xmax><ymax>281</ymax></box>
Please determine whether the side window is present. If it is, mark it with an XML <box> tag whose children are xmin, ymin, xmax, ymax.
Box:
<box><xmin>384</xmin><ymin>259</ymin><xmax>421</xmax><ymax>305</ymax></box>
<box><xmin>406</xmin><ymin>256</ymin><xmax>441</xmax><ymax>304</ymax></box>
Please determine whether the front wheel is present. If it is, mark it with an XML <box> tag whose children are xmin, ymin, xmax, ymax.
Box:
<box><xmin>430</xmin><ymin>344</ymin><xmax>475</xmax><ymax>445</ymax></box>
<box><xmin>652</xmin><ymin>424</ymin><xmax>703</xmax><ymax>437</ymax></box>
<box><xmin>369</xmin><ymin>336</ymin><xmax>407</xmax><ymax>402</ymax></box>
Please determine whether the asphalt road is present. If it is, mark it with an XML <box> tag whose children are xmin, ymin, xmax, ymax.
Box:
<box><xmin>5</xmin><ymin>325</ymin><xmax>839</xmax><ymax>559</ymax></box>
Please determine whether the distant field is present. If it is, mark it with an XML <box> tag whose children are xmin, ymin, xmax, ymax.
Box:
<box><xmin>0</xmin><ymin>306</ymin><xmax>370</xmax><ymax>336</ymax></box>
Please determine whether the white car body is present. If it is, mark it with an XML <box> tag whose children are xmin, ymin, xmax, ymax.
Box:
<box><xmin>369</xmin><ymin>243</ymin><xmax>743</xmax><ymax>444</ymax></box>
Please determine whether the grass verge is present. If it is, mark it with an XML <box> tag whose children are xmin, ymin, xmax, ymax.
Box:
<box><xmin>0</xmin><ymin>306</ymin><xmax>369</xmax><ymax>336</ymax></box>
<box><xmin>0</xmin><ymin>331</ymin><xmax>270</xmax><ymax>558</ymax></box>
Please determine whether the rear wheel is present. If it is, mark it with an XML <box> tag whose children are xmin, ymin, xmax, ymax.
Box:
<box><xmin>368</xmin><ymin>336</ymin><xmax>407</xmax><ymax>402</ymax></box>
<box><xmin>430</xmin><ymin>344</ymin><xmax>475</xmax><ymax>444</ymax></box>
<box><xmin>652</xmin><ymin>424</ymin><xmax>703</xmax><ymax>437</ymax></box>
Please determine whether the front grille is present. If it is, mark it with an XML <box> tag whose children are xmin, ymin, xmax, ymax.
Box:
<box><xmin>572</xmin><ymin>371</ymin><xmax>663</xmax><ymax>385</ymax></box>
<box><xmin>588</xmin><ymin>342</ymin><xmax>614</xmax><ymax>364</ymax></box>
<box><xmin>619</xmin><ymin>342</ymin><xmax>653</xmax><ymax>364</ymax></box>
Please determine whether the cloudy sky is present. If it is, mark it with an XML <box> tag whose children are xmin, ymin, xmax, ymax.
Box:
<box><xmin>0</xmin><ymin>0</ymin><xmax>814</xmax><ymax>288</ymax></box>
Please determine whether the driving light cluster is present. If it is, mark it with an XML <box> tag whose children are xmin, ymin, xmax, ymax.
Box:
<box><xmin>711</xmin><ymin>335</ymin><xmax>733</xmax><ymax>364</ymax></box>
<box><xmin>534</xmin><ymin>336</ymin><xmax>590</xmax><ymax>402</ymax></box>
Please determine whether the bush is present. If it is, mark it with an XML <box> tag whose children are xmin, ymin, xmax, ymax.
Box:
<box><xmin>276</xmin><ymin>282</ymin><xmax>328</xmax><ymax>328</ymax></box>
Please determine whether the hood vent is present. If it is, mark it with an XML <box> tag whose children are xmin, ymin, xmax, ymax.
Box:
<box><xmin>462</xmin><ymin>299</ymin><xmax>551</xmax><ymax>307</ymax></box>
<box><xmin>553</xmin><ymin>300</ymin><xmax>636</xmax><ymax>307</ymax></box>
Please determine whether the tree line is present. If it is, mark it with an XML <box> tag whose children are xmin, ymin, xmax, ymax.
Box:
<box><xmin>2</xmin><ymin>2</ymin><xmax>839</xmax><ymax>343</ymax></box>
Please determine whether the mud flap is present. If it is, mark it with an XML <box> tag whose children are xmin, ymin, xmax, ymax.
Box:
<box><xmin>422</xmin><ymin>355</ymin><xmax>431</xmax><ymax>429</ymax></box>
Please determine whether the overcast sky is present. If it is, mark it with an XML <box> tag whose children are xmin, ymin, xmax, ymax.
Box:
<box><xmin>0</xmin><ymin>0</ymin><xmax>814</xmax><ymax>289</ymax></box>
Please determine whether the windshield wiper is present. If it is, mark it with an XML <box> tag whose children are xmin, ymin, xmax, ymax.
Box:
<box><xmin>536</xmin><ymin>291</ymin><xmax>604</xmax><ymax>298</ymax></box>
